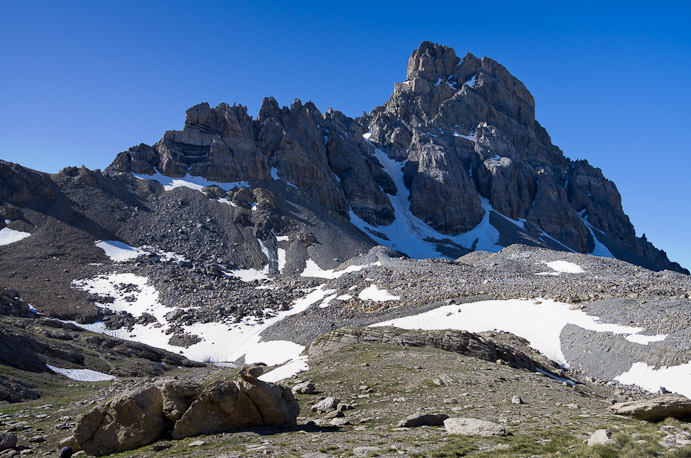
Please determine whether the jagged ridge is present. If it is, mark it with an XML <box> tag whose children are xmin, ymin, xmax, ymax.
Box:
<box><xmin>107</xmin><ymin>41</ymin><xmax>685</xmax><ymax>274</ymax></box>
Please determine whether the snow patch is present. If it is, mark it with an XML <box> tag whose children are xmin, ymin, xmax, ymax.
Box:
<box><xmin>300</xmin><ymin>259</ymin><xmax>380</xmax><ymax>279</ymax></box>
<box><xmin>351</xmin><ymin>139</ymin><xmax>502</xmax><ymax>259</ymax></box>
<box><xmin>615</xmin><ymin>362</ymin><xmax>691</xmax><ymax>398</ymax></box>
<box><xmin>625</xmin><ymin>334</ymin><xmax>667</xmax><ymax>345</ymax></box>
<box><xmin>95</xmin><ymin>241</ymin><xmax>146</xmax><ymax>262</ymax></box>
<box><xmin>580</xmin><ymin>212</ymin><xmax>615</xmax><ymax>258</ymax></box>
<box><xmin>371</xmin><ymin>298</ymin><xmax>648</xmax><ymax>366</ymax></box>
<box><xmin>453</xmin><ymin>131</ymin><xmax>476</xmax><ymax>142</ymax></box>
<box><xmin>464</xmin><ymin>74</ymin><xmax>477</xmax><ymax>88</ymax></box>
<box><xmin>259</xmin><ymin>356</ymin><xmax>309</xmax><ymax>383</ymax></box>
<box><xmin>70</xmin><ymin>275</ymin><xmax>334</xmax><ymax>365</ymax></box>
<box><xmin>47</xmin><ymin>364</ymin><xmax>115</xmax><ymax>382</ymax></box>
<box><xmin>133</xmin><ymin>171</ymin><xmax>250</xmax><ymax>192</ymax></box>
<box><xmin>227</xmin><ymin>268</ymin><xmax>269</xmax><ymax>282</ymax></box>
<box><xmin>271</xmin><ymin>167</ymin><xmax>279</xmax><ymax>180</ymax></box>
<box><xmin>544</xmin><ymin>261</ymin><xmax>584</xmax><ymax>274</ymax></box>
<box><xmin>358</xmin><ymin>285</ymin><xmax>400</xmax><ymax>302</ymax></box>
<box><xmin>0</xmin><ymin>226</ymin><xmax>31</xmax><ymax>246</ymax></box>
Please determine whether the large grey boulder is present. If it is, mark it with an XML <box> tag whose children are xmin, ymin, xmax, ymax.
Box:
<box><xmin>172</xmin><ymin>378</ymin><xmax>299</xmax><ymax>439</ymax></box>
<box><xmin>0</xmin><ymin>432</ymin><xmax>18</xmax><ymax>451</ymax></box>
<box><xmin>65</xmin><ymin>386</ymin><xmax>169</xmax><ymax>456</ymax></box>
<box><xmin>443</xmin><ymin>417</ymin><xmax>506</xmax><ymax>437</ymax></box>
<box><xmin>63</xmin><ymin>373</ymin><xmax>300</xmax><ymax>455</ymax></box>
<box><xmin>610</xmin><ymin>395</ymin><xmax>691</xmax><ymax>421</ymax></box>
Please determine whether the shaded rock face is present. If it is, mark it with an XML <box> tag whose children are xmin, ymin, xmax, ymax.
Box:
<box><xmin>105</xmin><ymin>41</ymin><xmax>684</xmax><ymax>273</ymax></box>
<box><xmin>65</xmin><ymin>376</ymin><xmax>299</xmax><ymax>456</ymax></box>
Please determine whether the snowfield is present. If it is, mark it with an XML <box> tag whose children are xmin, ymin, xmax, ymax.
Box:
<box><xmin>68</xmin><ymin>275</ymin><xmax>340</xmax><ymax>379</ymax></box>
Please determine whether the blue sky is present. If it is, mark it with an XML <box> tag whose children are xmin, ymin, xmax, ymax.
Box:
<box><xmin>1</xmin><ymin>1</ymin><xmax>690</xmax><ymax>269</ymax></box>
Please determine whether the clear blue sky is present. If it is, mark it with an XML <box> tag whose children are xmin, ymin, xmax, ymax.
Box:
<box><xmin>1</xmin><ymin>1</ymin><xmax>690</xmax><ymax>270</ymax></box>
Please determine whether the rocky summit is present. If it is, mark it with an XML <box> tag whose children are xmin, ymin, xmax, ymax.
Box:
<box><xmin>0</xmin><ymin>42</ymin><xmax>690</xmax><ymax>457</ymax></box>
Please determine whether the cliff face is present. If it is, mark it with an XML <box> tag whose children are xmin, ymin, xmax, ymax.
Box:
<box><xmin>107</xmin><ymin>41</ymin><xmax>685</xmax><ymax>273</ymax></box>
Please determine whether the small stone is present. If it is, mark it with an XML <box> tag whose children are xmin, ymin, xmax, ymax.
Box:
<box><xmin>189</xmin><ymin>440</ymin><xmax>206</xmax><ymax>447</ymax></box>
<box><xmin>152</xmin><ymin>442</ymin><xmax>173</xmax><ymax>451</ymax></box>
<box><xmin>323</xmin><ymin>410</ymin><xmax>344</xmax><ymax>419</ymax></box>
<box><xmin>28</xmin><ymin>436</ymin><xmax>45</xmax><ymax>443</ymax></box>
<box><xmin>353</xmin><ymin>446</ymin><xmax>381</xmax><ymax>456</ymax></box>
<box><xmin>311</xmin><ymin>397</ymin><xmax>340</xmax><ymax>413</ymax></box>
<box><xmin>511</xmin><ymin>395</ymin><xmax>523</xmax><ymax>405</ymax></box>
<box><xmin>329</xmin><ymin>417</ymin><xmax>350</xmax><ymax>427</ymax></box>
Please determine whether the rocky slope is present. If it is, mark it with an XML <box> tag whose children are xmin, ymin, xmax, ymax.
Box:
<box><xmin>107</xmin><ymin>41</ymin><xmax>684</xmax><ymax>273</ymax></box>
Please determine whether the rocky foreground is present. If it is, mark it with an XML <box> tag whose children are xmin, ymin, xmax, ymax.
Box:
<box><xmin>1</xmin><ymin>326</ymin><xmax>691</xmax><ymax>457</ymax></box>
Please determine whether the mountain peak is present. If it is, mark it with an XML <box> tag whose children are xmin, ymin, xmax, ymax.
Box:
<box><xmin>406</xmin><ymin>41</ymin><xmax>462</xmax><ymax>82</ymax></box>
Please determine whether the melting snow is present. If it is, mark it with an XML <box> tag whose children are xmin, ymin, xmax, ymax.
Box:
<box><xmin>96</xmin><ymin>240</ymin><xmax>146</xmax><ymax>262</ymax></box>
<box><xmin>271</xmin><ymin>167</ymin><xmax>280</xmax><ymax>180</ymax></box>
<box><xmin>300</xmin><ymin>259</ymin><xmax>381</xmax><ymax>279</ymax></box>
<box><xmin>615</xmin><ymin>362</ymin><xmax>691</xmax><ymax>398</ymax></box>
<box><xmin>580</xmin><ymin>212</ymin><xmax>615</xmax><ymax>258</ymax></box>
<box><xmin>350</xmin><ymin>140</ymin><xmax>502</xmax><ymax>258</ymax></box>
<box><xmin>464</xmin><ymin>74</ymin><xmax>477</xmax><ymax>88</ymax></box>
<box><xmin>0</xmin><ymin>226</ymin><xmax>31</xmax><ymax>246</ymax></box>
<box><xmin>70</xmin><ymin>272</ymin><xmax>334</xmax><ymax>365</ymax></box>
<box><xmin>227</xmin><ymin>268</ymin><xmax>269</xmax><ymax>282</ymax></box>
<box><xmin>544</xmin><ymin>261</ymin><xmax>584</xmax><ymax>274</ymax></box>
<box><xmin>95</xmin><ymin>241</ymin><xmax>188</xmax><ymax>264</ymax></box>
<box><xmin>259</xmin><ymin>356</ymin><xmax>309</xmax><ymax>383</ymax></box>
<box><xmin>453</xmin><ymin>131</ymin><xmax>476</xmax><ymax>142</ymax></box>
<box><xmin>47</xmin><ymin>364</ymin><xmax>115</xmax><ymax>382</ymax></box>
<box><xmin>358</xmin><ymin>285</ymin><xmax>400</xmax><ymax>302</ymax></box>
<box><xmin>625</xmin><ymin>334</ymin><xmax>667</xmax><ymax>345</ymax></box>
<box><xmin>133</xmin><ymin>171</ymin><xmax>249</xmax><ymax>192</ymax></box>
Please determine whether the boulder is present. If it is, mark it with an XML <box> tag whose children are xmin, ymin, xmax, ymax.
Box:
<box><xmin>65</xmin><ymin>386</ymin><xmax>169</xmax><ymax>456</ymax></box>
<box><xmin>292</xmin><ymin>381</ymin><xmax>317</xmax><ymax>394</ymax></box>
<box><xmin>587</xmin><ymin>429</ymin><xmax>615</xmax><ymax>446</ymax></box>
<box><xmin>161</xmin><ymin>381</ymin><xmax>202</xmax><ymax>421</ymax></box>
<box><xmin>311</xmin><ymin>397</ymin><xmax>340</xmax><ymax>413</ymax></box>
<box><xmin>610</xmin><ymin>395</ymin><xmax>691</xmax><ymax>421</ymax></box>
<box><xmin>443</xmin><ymin>417</ymin><xmax>506</xmax><ymax>437</ymax></box>
<box><xmin>0</xmin><ymin>433</ymin><xmax>17</xmax><ymax>451</ymax></box>
<box><xmin>397</xmin><ymin>412</ymin><xmax>449</xmax><ymax>427</ymax></box>
<box><xmin>172</xmin><ymin>379</ymin><xmax>298</xmax><ymax>439</ymax></box>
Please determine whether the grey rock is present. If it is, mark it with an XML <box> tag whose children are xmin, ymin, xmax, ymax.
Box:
<box><xmin>397</xmin><ymin>412</ymin><xmax>449</xmax><ymax>427</ymax></box>
<box><xmin>311</xmin><ymin>397</ymin><xmax>340</xmax><ymax>413</ymax></box>
<box><xmin>610</xmin><ymin>394</ymin><xmax>691</xmax><ymax>421</ymax></box>
<box><xmin>292</xmin><ymin>381</ymin><xmax>317</xmax><ymax>395</ymax></box>
<box><xmin>587</xmin><ymin>429</ymin><xmax>615</xmax><ymax>446</ymax></box>
<box><xmin>0</xmin><ymin>433</ymin><xmax>17</xmax><ymax>451</ymax></box>
<box><xmin>444</xmin><ymin>417</ymin><xmax>506</xmax><ymax>437</ymax></box>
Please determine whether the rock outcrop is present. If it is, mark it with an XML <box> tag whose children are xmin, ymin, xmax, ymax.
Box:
<box><xmin>307</xmin><ymin>326</ymin><xmax>561</xmax><ymax>375</ymax></box>
<box><xmin>104</xmin><ymin>42</ymin><xmax>685</xmax><ymax>273</ymax></box>
<box><xmin>63</xmin><ymin>367</ymin><xmax>299</xmax><ymax>456</ymax></box>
